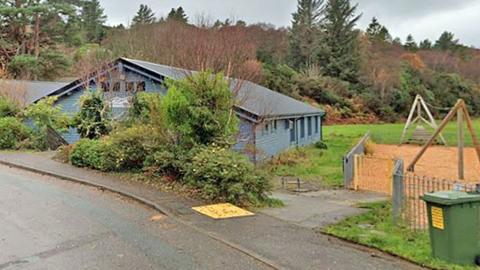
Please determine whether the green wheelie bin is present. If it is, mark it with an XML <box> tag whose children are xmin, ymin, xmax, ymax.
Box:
<box><xmin>422</xmin><ymin>191</ymin><xmax>480</xmax><ymax>266</ymax></box>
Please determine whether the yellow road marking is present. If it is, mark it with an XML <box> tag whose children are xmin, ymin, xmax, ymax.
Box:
<box><xmin>192</xmin><ymin>203</ymin><xmax>254</xmax><ymax>219</ymax></box>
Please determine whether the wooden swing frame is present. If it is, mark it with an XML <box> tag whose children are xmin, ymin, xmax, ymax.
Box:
<box><xmin>407</xmin><ymin>99</ymin><xmax>480</xmax><ymax>180</ymax></box>
<box><xmin>400</xmin><ymin>95</ymin><xmax>447</xmax><ymax>145</ymax></box>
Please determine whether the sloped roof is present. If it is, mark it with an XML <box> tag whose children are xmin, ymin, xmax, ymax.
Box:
<box><xmin>0</xmin><ymin>80</ymin><xmax>69</xmax><ymax>105</ymax></box>
<box><xmin>121</xmin><ymin>58</ymin><xmax>324</xmax><ymax>119</ymax></box>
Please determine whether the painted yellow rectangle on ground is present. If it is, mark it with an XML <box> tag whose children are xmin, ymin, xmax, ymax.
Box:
<box><xmin>192</xmin><ymin>203</ymin><xmax>254</xmax><ymax>219</ymax></box>
<box><xmin>431</xmin><ymin>206</ymin><xmax>444</xmax><ymax>230</ymax></box>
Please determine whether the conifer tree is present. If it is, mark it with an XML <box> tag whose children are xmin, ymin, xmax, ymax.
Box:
<box><xmin>167</xmin><ymin>6</ymin><xmax>188</xmax><ymax>23</ymax></box>
<box><xmin>132</xmin><ymin>4</ymin><xmax>156</xmax><ymax>26</ymax></box>
<box><xmin>419</xmin><ymin>39</ymin><xmax>432</xmax><ymax>50</ymax></box>
<box><xmin>81</xmin><ymin>0</ymin><xmax>107</xmax><ymax>43</ymax></box>
<box><xmin>434</xmin><ymin>31</ymin><xmax>459</xmax><ymax>51</ymax></box>
<box><xmin>319</xmin><ymin>0</ymin><xmax>362</xmax><ymax>83</ymax></box>
<box><xmin>366</xmin><ymin>17</ymin><xmax>391</xmax><ymax>42</ymax></box>
<box><xmin>288</xmin><ymin>0</ymin><xmax>324</xmax><ymax>69</ymax></box>
<box><xmin>404</xmin><ymin>34</ymin><xmax>418</xmax><ymax>51</ymax></box>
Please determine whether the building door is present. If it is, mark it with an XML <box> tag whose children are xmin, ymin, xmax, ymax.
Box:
<box><xmin>290</xmin><ymin>120</ymin><xmax>296</xmax><ymax>143</ymax></box>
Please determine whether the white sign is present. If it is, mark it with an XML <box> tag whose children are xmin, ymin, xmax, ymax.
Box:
<box><xmin>111</xmin><ymin>97</ymin><xmax>130</xmax><ymax>108</ymax></box>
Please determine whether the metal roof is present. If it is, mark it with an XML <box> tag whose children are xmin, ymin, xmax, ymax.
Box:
<box><xmin>121</xmin><ymin>58</ymin><xmax>324</xmax><ymax>119</ymax></box>
<box><xmin>0</xmin><ymin>80</ymin><xmax>69</xmax><ymax>105</ymax></box>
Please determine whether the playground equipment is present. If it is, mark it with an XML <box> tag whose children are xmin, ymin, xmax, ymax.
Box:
<box><xmin>407</xmin><ymin>99</ymin><xmax>480</xmax><ymax>180</ymax></box>
<box><xmin>400</xmin><ymin>95</ymin><xmax>447</xmax><ymax>145</ymax></box>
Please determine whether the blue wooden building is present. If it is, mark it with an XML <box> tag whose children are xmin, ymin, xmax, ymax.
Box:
<box><xmin>13</xmin><ymin>58</ymin><xmax>325</xmax><ymax>160</ymax></box>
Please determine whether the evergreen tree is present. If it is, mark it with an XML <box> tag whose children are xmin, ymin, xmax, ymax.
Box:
<box><xmin>236</xmin><ymin>20</ymin><xmax>247</xmax><ymax>27</ymax></box>
<box><xmin>392</xmin><ymin>37</ymin><xmax>402</xmax><ymax>46</ymax></box>
<box><xmin>366</xmin><ymin>17</ymin><xmax>391</xmax><ymax>42</ymax></box>
<box><xmin>320</xmin><ymin>0</ymin><xmax>362</xmax><ymax>83</ymax></box>
<box><xmin>288</xmin><ymin>0</ymin><xmax>324</xmax><ymax>69</ymax></box>
<box><xmin>81</xmin><ymin>0</ymin><xmax>107</xmax><ymax>43</ymax></box>
<box><xmin>167</xmin><ymin>6</ymin><xmax>188</xmax><ymax>23</ymax></box>
<box><xmin>419</xmin><ymin>39</ymin><xmax>432</xmax><ymax>50</ymax></box>
<box><xmin>404</xmin><ymin>34</ymin><xmax>418</xmax><ymax>51</ymax></box>
<box><xmin>434</xmin><ymin>31</ymin><xmax>459</xmax><ymax>51</ymax></box>
<box><xmin>132</xmin><ymin>4</ymin><xmax>156</xmax><ymax>25</ymax></box>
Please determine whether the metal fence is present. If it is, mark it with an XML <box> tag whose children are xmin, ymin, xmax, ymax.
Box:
<box><xmin>343</xmin><ymin>131</ymin><xmax>370</xmax><ymax>189</ymax></box>
<box><xmin>393</xmin><ymin>170</ymin><xmax>480</xmax><ymax>230</ymax></box>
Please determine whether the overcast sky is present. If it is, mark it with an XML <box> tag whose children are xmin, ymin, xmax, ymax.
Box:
<box><xmin>101</xmin><ymin>0</ymin><xmax>480</xmax><ymax>47</ymax></box>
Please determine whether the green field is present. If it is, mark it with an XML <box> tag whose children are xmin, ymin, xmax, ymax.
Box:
<box><xmin>267</xmin><ymin>119</ymin><xmax>480</xmax><ymax>187</ymax></box>
<box><xmin>327</xmin><ymin>118</ymin><xmax>480</xmax><ymax>147</ymax></box>
<box><xmin>324</xmin><ymin>202</ymin><xmax>476</xmax><ymax>270</ymax></box>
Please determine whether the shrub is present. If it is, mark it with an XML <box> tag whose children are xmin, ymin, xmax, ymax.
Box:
<box><xmin>69</xmin><ymin>139</ymin><xmax>105</xmax><ymax>168</ymax></box>
<box><xmin>315</xmin><ymin>141</ymin><xmax>328</xmax><ymax>150</ymax></box>
<box><xmin>54</xmin><ymin>144</ymin><xmax>75</xmax><ymax>163</ymax></box>
<box><xmin>144</xmin><ymin>144</ymin><xmax>190</xmax><ymax>178</ymax></box>
<box><xmin>129</xmin><ymin>92</ymin><xmax>164</xmax><ymax>122</ymax></box>
<box><xmin>0</xmin><ymin>96</ymin><xmax>19</xmax><ymax>117</ymax></box>
<box><xmin>74</xmin><ymin>90</ymin><xmax>111</xmax><ymax>139</ymax></box>
<box><xmin>184</xmin><ymin>145</ymin><xmax>270</xmax><ymax>206</ymax></box>
<box><xmin>0</xmin><ymin>117</ymin><xmax>31</xmax><ymax>149</ymax></box>
<box><xmin>102</xmin><ymin>126</ymin><xmax>157</xmax><ymax>171</ymax></box>
<box><xmin>270</xmin><ymin>148</ymin><xmax>308</xmax><ymax>167</ymax></box>
<box><xmin>23</xmin><ymin>96</ymin><xmax>70</xmax><ymax>150</ymax></box>
<box><xmin>163</xmin><ymin>71</ymin><xmax>238</xmax><ymax>147</ymax></box>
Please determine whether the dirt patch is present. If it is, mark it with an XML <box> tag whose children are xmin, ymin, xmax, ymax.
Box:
<box><xmin>371</xmin><ymin>144</ymin><xmax>480</xmax><ymax>182</ymax></box>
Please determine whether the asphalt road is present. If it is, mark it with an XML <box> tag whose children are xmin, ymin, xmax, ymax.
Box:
<box><xmin>0</xmin><ymin>165</ymin><xmax>270</xmax><ymax>270</ymax></box>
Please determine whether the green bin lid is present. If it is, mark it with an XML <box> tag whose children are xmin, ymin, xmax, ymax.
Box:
<box><xmin>422</xmin><ymin>191</ymin><xmax>480</xmax><ymax>205</ymax></box>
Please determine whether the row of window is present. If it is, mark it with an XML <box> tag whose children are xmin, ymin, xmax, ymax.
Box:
<box><xmin>100</xmin><ymin>81</ymin><xmax>146</xmax><ymax>92</ymax></box>
<box><xmin>262</xmin><ymin>116</ymin><xmax>320</xmax><ymax>137</ymax></box>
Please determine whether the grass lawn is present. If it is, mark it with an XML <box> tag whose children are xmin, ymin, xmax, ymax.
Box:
<box><xmin>266</xmin><ymin>119</ymin><xmax>480</xmax><ymax>187</ymax></box>
<box><xmin>264</xmin><ymin>128</ymin><xmax>365</xmax><ymax>187</ymax></box>
<box><xmin>328</xmin><ymin>118</ymin><xmax>480</xmax><ymax>147</ymax></box>
<box><xmin>324</xmin><ymin>202</ymin><xmax>476</xmax><ymax>270</ymax></box>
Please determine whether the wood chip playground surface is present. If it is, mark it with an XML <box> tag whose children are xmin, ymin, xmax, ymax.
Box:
<box><xmin>371</xmin><ymin>144</ymin><xmax>480</xmax><ymax>182</ymax></box>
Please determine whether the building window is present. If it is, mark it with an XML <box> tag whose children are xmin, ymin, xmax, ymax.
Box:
<box><xmin>290</xmin><ymin>121</ymin><xmax>295</xmax><ymax>142</ymax></box>
<box><xmin>126</xmin><ymin>82</ymin><xmax>135</xmax><ymax>92</ymax></box>
<box><xmin>272</xmin><ymin>120</ymin><xmax>277</xmax><ymax>133</ymax></box>
<box><xmin>307</xmin><ymin>117</ymin><xmax>312</xmax><ymax>136</ymax></box>
<box><xmin>263</xmin><ymin>122</ymin><xmax>269</xmax><ymax>136</ymax></box>
<box><xmin>300</xmin><ymin>118</ymin><xmax>305</xmax><ymax>138</ymax></box>
<box><xmin>285</xmin><ymin>119</ymin><xmax>290</xmax><ymax>130</ymax></box>
<box><xmin>136</xmin><ymin>81</ymin><xmax>146</xmax><ymax>92</ymax></box>
<box><xmin>315</xmin><ymin>116</ymin><xmax>319</xmax><ymax>133</ymax></box>
<box><xmin>112</xmin><ymin>82</ymin><xmax>121</xmax><ymax>92</ymax></box>
<box><xmin>101</xmin><ymin>82</ymin><xmax>110</xmax><ymax>92</ymax></box>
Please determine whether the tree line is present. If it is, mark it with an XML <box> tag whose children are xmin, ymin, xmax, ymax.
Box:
<box><xmin>1</xmin><ymin>0</ymin><xmax>480</xmax><ymax>123</ymax></box>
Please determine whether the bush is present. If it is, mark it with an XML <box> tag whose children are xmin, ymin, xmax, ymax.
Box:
<box><xmin>184</xmin><ymin>145</ymin><xmax>270</xmax><ymax>206</ymax></box>
<box><xmin>315</xmin><ymin>141</ymin><xmax>328</xmax><ymax>150</ymax></box>
<box><xmin>0</xmin><ymin>96</ymin><xmax>19</xmax><ymax>117</ymax></box>
<box><xmin>144</xmin><ymin>144</ymin><xmax>190</xmax><ymax>178</ymax></box>
<box><xmin>102</xmin><ymin>125</ymin><xmax>158</xmax><ymax>171</ymax></box>
<box><xmin>23</xmin><ymin>96</ymin><xmax>70</xmax><ymax>150</ymax></box>
<box><xmin>163</xmin><ymin>72</ymin><xmax>238</xmax><ymax>147</ymax></box>
<box><xmin>0</xmin><ymin>117</ymin><xmax>31</xmax><ymax>149</ymax></box>
<box><xmin>69</xmin><ymin>139</ymin><xmax>105</xmax><ymax>169</ymax></box>
<box><xmin>129</xmin><ymin>92</ymin><xmax>163</xmax><ymax>122</ymax></box>
<box><xmin>74</xmin><ymin>90</ymin><xmax>111</xmax><ymax>139</ymax></box>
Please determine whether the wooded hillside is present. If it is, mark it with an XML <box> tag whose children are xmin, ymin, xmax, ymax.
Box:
<box><xmin>2</xmin><ymin>0</ymin><xmax>480</xmax><ymax>123</ymax></box>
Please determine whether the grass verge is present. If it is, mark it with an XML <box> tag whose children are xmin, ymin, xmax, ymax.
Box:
<box><xmin>324</xmin><ymin>202</ymin><xmax>477</xmax><ymax>270</ymax></box>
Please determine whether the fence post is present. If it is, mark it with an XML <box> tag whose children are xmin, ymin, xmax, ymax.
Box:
<box><xmin>392</xmin><ymin>159</ymin><xmax>404</xmax><ymax>225</ymax></box>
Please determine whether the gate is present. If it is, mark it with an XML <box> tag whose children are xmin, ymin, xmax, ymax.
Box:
<box><xmin>351</xmin><ymin>155</ymin><xmax>395</xmax><ymax>195</ymax></box>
